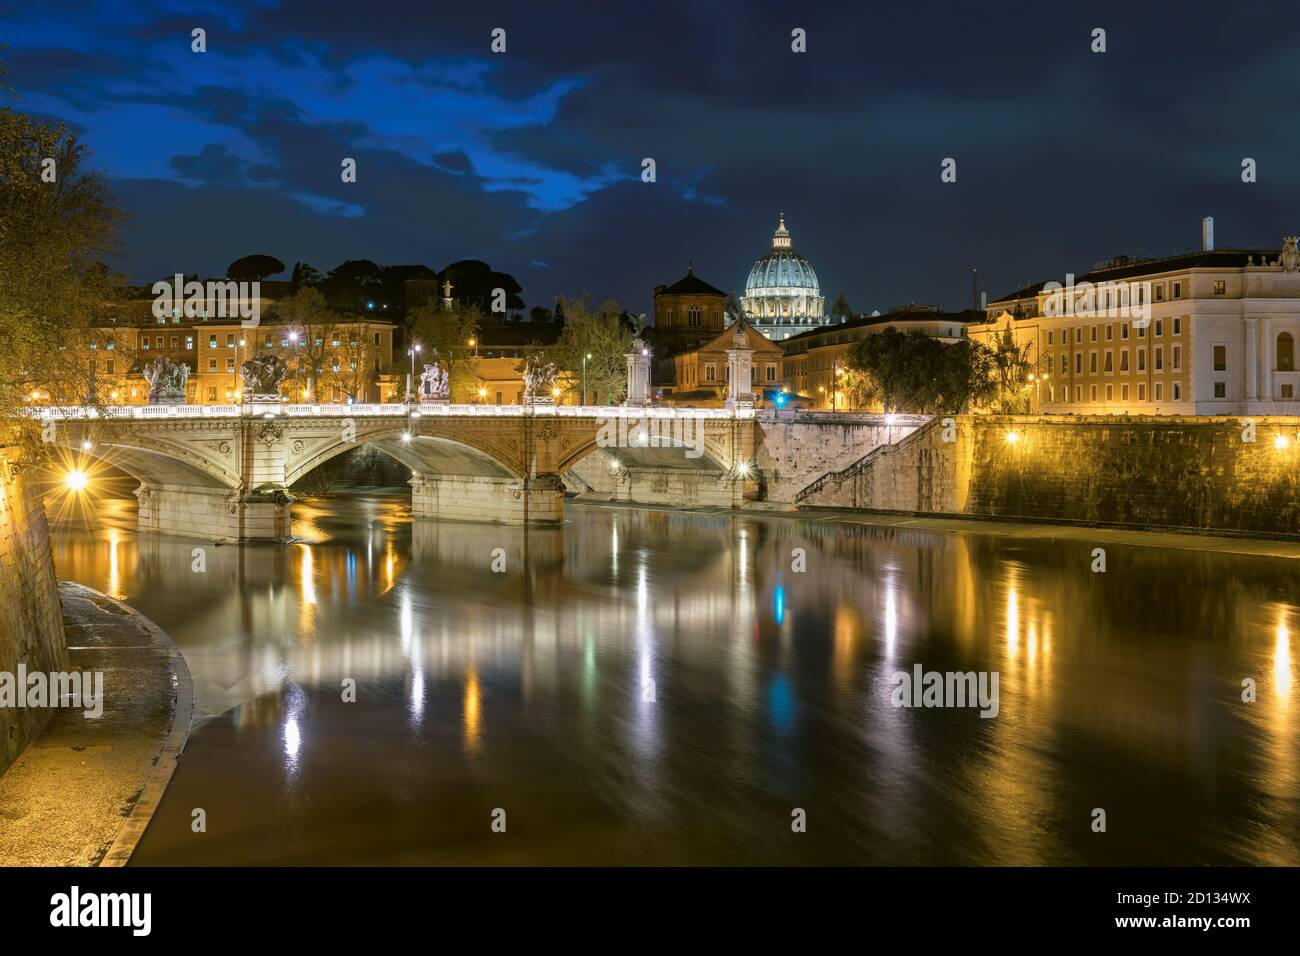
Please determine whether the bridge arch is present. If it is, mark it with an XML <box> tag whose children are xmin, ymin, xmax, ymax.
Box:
<box><xmin>54</xmin><ymin>429</ymin><xmax>240</xmax><ymax>490</ymax></box>
<box><xmin>284</xmin><ymin>424</ymin><xmax>518</xmax><ymax>488</ymax></box>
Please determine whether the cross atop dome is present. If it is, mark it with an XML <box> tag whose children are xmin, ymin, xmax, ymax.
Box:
<box><xmin>772</xmin><ymin>213</ymin><xmax>791</xmax><ymax>249</ymax></box>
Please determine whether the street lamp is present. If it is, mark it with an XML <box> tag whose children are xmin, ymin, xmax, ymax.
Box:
<box><xmin>407</xmin><ymin>342</ymin><xmax>421</xmax><ymax>403</ymax></box>
<box><xmin>582</xmin><ymin>352</ymin><xmax>592</xmax><ymax>406</ymax></box>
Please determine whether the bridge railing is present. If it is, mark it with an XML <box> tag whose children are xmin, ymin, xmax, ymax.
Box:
<box><xmin>28</xmin><ymin>402</ymin><xmax>762</xmax><ymax>421</ymax></box>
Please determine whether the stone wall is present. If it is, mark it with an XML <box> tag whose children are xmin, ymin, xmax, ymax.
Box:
<box><xmin>754</xmin><ymin>413</ymin><xmax>927</xmax><ymax>502</ymax></box>
<box><xmin>0</xmin><ymin>451</ymin><xmax>68</xmax><ymax>775</ymax></box>
<box><xmin>798</xmin><ymin>415</ymin><xmax>1300</xmax><ymax>536</ymax></box>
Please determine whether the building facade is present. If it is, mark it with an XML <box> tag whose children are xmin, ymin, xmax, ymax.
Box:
<box><xmin>671</xmin><ymin>321</ymin><xmax>784</xmax><ymax>405</ymax></box>
<box><xmin>782</xmin><ymin>305</ymin><xmax>980</xmax><ymax>409</ymax></box>
<box><xmin>969</xmin><ymin>234</ymin><xmax>1300</xmax><ymax>415</ymax></box>
<box><xmin>741</xmin><ymin>214</ymin><xmax>829</xmax><ymax>341</ymax></box>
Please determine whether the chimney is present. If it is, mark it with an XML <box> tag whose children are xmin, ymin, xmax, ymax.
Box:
<box><xmin>1202</xmin><ymin>216</ymin><xmax>1214</xmax><ymax>252</ymax></box>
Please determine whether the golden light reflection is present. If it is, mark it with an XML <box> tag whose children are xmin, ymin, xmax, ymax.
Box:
<box><xmin>463</xmin><ymin>666</ymin><xmax>481</xmax><ymax>755</ymax></box>
<box><xmin>832</xmin><ymin>604</ymin><xmax>859</xmax><ymax>687</ymax></box>
<box><xmin>1275</xmin><ymin>614</ymin><xmax>1293</xmax><ymax>700</ymax></box>
<box><xmin>1006</xmin><ymin>586</ymin><xmax>1020</xmax><ymax>660</ymax></box>
<box><xmin>107</xmin><ymin>529</ymin><xmax>123</xmax><ymax>600</ymax></box>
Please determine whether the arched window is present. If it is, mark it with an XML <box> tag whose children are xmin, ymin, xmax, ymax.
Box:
<box><xmin>1278</xmin><ymin>332</ymin><xmax>1295</xmax><ymax>372</ymax></box>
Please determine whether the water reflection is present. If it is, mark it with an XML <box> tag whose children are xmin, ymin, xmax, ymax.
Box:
<box><xmin>47</xmin><ymin>494</ymin><xmax>1300</xmax><ymax>866</ymax></box>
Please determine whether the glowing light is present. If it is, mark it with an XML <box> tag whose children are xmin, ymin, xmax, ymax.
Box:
<box><xmin>1275</xmin><ymin>434</ymin><xmax>1290</xmax><ymax>450</ymax></box>
<box><xmin>736</xmin><ymin>461</ymin><xmax>752</xmax><ymax>477</ymax></box>
<box><xmin>64</xmin><ymin>469</ymin><xmax>89</xmax><ymax>491</ymax></box>
<box><xmin>551</xmin><ymin>387</ymin><xmax>561</xmax><ymax>398</ymax></box>
<box><xmin>80</xmin><ymin>440</ymin><xmax>94</xmax><ymax>451</ymax></box>
<box><xmin>477</xmin><ymin>387</ymin><xmax>486</xmax><ymax>398</ymax></box>
<box><xmin>1005</xmin><ymin>430</ymin><xmax>1020</xmax><ymax>444</ymax></box>
<box><xmin>401</xmin><ymin>431</ymin><xmax>412</xmax><ymax>443</ymax></box>
<box><xmin>609</xmin><ymin>457</ymin><xmax>621</xmax><ymax>470</ymax></box>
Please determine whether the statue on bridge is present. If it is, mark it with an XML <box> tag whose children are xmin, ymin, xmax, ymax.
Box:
<box><xmin>239</xmin><ymin>352</ymin><xmax>289</xmax><ymax>403</ymax></box>
<box><xmin>418</xmin><ymin>362</ymin><xmax>450</xmax><ymax>404</ymax></box>
<box><xmin>142</xmin><ymin>356</ymin><xmax>190</xmax><ymax>405</ymax></box>
<box><xmin>521</xmin><ymin>354</ymin><xmax>559</xmax><ymax>404</ymax></box>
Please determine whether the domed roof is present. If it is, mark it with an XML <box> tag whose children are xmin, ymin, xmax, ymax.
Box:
<box><xmin>745</xmin><ymin>214</ymin><xmax>820</xmax><ymax>293</ymax></box>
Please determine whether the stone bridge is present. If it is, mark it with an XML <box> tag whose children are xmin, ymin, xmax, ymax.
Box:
<box><xmin>35</xmin><ymin>403</ymin><xmax>927</xmax><ymax>540</ymax></box>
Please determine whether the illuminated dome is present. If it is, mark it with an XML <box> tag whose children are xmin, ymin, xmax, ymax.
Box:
<box><xmin>740</xmin><ymin>214</ymin><xmax>826</xmax><ymax>340</ymax></box>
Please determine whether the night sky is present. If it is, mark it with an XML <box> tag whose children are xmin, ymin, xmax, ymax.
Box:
<box><xmin>4</xmin><ymin>0</ymin><xmax>1298</xmax><ymax>315</ymax></box>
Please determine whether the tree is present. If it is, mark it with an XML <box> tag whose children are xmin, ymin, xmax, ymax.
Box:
<box><xmin>319</xmin><ymin>259</ymin><xmax>381</xmax><ymax>311</ymax></box>
<box><xmin>226</xmin><ymin>254</ymin><xmax>285</xmax><ymax>282</ymax></box>
<box><xmin>408</xmin><ymin>300</ymin><xmax>483</xmax><ymax>402</ymax></box>
<box><xmin>549</xmin><ymin>296</ymin><xmax>634</xmax><ymax>405</ymax></box>
<box><xmin>981</xmin><ymin>321</ymin><xmax>1035</xmax><ymax>413</ymax></box>
<box><xmin>437</xmin><ymin>259</ymin><xmax>524</xmax><ymax>317</ymax></box>
<box><xmin>270</xmin><ymin>287</ymin><xmax>337</xmax><ymax>399</ymax></box>
<box><xmin>1</xmin><ymin>97</ymin><xmax>127</xmax><ymax>447</ymax></box>
<box><xmin>847</xmin><ymin>328</ymin><xmax>981</xmax><ymax>414</ymax></box>
<box><xmin>289</xmin><ymin>261</ymin><xmax>322</xmax><ymax>290</ymax></box>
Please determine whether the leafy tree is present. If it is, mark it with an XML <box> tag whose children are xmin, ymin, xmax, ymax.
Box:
<box><xmin>847</xmin><ymin>328</ymin><xmax>981</xmax><ymax>414</ymax></box>
<box><xmin>437</xmin><ymin>259</ymin><xmax>524</xmax><ymax>317</ymax></box>
<box><xmin>408</xmin><ymin>300</ymin><xmax>483</xmax><ymax>402</ymax></box>
<box><xmin>270</xmin><ymin>287</ymin><xmax>337</xmax><ymax>399</ymax></box>
<box><xmin>529</xmin><ymin>305</ymin><xmax>554</xmax><ymax>323</ymax></box>
<box><xmin>0</xmin><ymin>97</ymin><xmax>127</xmax><ymax>446</ymax></box>
<box><xmin>320</xmin><ymin>258</ymin><xmax>381</xmax><ymax>311</ymax></box>
<box><xmin>549</xmin><ymin>296</ymin><xmax>634</xmax><ymax>404</ymax></box>
<box><xmin>289</xmin><ymin>261</ymin><xmax>322</xmax><ymax>290</ymax></box>
<box><xmin>226</xmin><ymin>254</ymin><xmax>285</xmax><ymax>282</ymax></box>
<box><xmin>981</xmin><ymin>321</ymin><xmax>1034</xmax><ymax>413</ymax></box>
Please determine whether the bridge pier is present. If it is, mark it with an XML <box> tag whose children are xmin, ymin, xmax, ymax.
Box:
<box><xmin>134</xmin><ymin>483</ymin><xmax>293</xmax><ymax>542</ymax></box>
<box><xmin>410</xmin><ymin>473</ymin><xmax>565</xmax><ymax>525</ymax></box>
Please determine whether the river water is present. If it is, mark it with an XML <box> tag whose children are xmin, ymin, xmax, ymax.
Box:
<box><xmin>48</xmin><ymin>493</ymin><xmax>1299</xmax><ymax>865</ymax></box>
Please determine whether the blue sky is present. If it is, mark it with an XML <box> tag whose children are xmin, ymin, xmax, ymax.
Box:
<box><xmin>5</xmin><ymin>0</ymin><xmax>1300</xmax><ymax>314</ymax></box>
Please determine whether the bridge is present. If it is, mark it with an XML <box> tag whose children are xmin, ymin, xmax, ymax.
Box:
<box><xmin>35</xmin><ymin>402</ymin><xmax>928</xmax><ymax>540</ymax></box>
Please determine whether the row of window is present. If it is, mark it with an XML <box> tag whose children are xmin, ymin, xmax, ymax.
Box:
<box><xmin>96</xmin><ymin>331</ymin><xmax>386</xmax><ymax>351</ymax></box>
<box><xmin>1053</xmin><ymin>382</ymin><xmax>1183</xmax><ymax>403</ymax></box>
<box><xmin>1046</xmin><ymin>316</ymin><xmax>1183</xmax><ymax>346</ymax></box>
<box><xmin>1059</xmin><ymin>345</ymin><xmax>1182</xmax><ymax>375</ymax></box>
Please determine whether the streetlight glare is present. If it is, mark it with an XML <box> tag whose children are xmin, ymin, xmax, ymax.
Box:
<box><xmin>64</xmin><ymin>469</ymin><xmax>89</xmax><ymax>491</ymax></box>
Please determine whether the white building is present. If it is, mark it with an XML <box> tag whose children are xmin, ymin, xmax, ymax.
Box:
<box><xmin>740</xmin><ymin>214</ymin><xmax>829</xmax><ymax>341</ymax></box>
<box><xmin>969</xmin><ymin>225</ymin><xmax>1300</xmax><ymax>415</ymax></box>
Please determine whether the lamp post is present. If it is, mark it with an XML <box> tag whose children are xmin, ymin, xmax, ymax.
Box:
<box><xmin>831</xmin><ymin>359</ymin><xmax>840</xmax><ymax>411</ymax></box>
<box><xmin>582</xmin><ymin>352</ymin><xmax>592</xmax><ymax>406</ymax></box>
<box><xmin>407</xmin><ymin>342</ymin><xmax>421</xmax><ymax>403</ymax></box>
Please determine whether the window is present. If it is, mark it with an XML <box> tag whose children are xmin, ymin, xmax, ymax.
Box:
<box><xmin>1090</xmin><ymin>326</ymin><xmax>1098</xmax><ymax>342</ymax></box>
<box><xmin>1048</xmin><ymin>331</ymin><xmax>1054</xmax><ymax>345</ymax></box>
<box><xmin>1121</xmin><ymin>384</ymin><xmax>1129</xmax><ymax>400</ymax></box>
<box><xmin>170</xmin><ymin>336</ymin><xmax>178</xmax><ymax>349</ymax></box>
<box><xmin>1173</xmin><ymin>316</ymin><xmax>1181</xmax><ymax>335</ymax></box>
<box><xmin>208</xmin><ymin>359</ymin><xmax>216</xmax><ymax>372</ymax></box>
<box><xmin>1173</xmin><ymin>346</ymin><xmax>1181</xmax><ymax>370</ymax></box>
<box><xmin>1105</xmin><ymin>324</ymin><xmax>1113</xmax><ymax>341</ymax></box>
<box><xmin>1154</xmin><ymin>285</ymin><xmax>1165</xmax><ymax>303</ymax></box>
<box><xmin>1090</xmin><ymin>385</ymin><xmax>1098</xmax><ymax>401</ymax></box>
<box><xmin>142</xmin><ymin>339</ymin><xmax>151</xmax><ymax>350</ymax></box>
<box><xmin>226</xmin><ymin>358</ymin><xmax>235</xmax><ymax>372</ymax></box>
<box><xmin>1173</xmin><ymin>281</ymin><xmax>1182</xmax><ymax>299</ymax></box>
<box><xmin>1279</xmin><ymin>332</ymin><xmax>1295</xmax><ymax>371</ymax></box>
<box><xmin>1075</xmin><ymin>353</ymin><xmax>1082</xmax><ymax>374</ymax></box>
<box><xmin>1213</xmin><ymin>344</ymin><xmax>1226</xmax><ymax>371</ymax></box>
<box><xmin>1106</xmin><ymin>384</ymin><xmax>1113</xmax><ymax>401</ymax></box>
<box><xmin>209</xmin><ymin>335</ymin><xmax>217</xmax><ymax>348</ymax></box>
<box><xmin>1155</xmin><ymin>319</ymin><xmax>1163</xmax><ymax>336</ymax></box>
<box><xmin>705</xmin><ymin>365</ymin><xmax>715</xmax><ymax>381</ymax></box>
<box><xmin>1213</xmin><ymin>280</ymin><xmax>1226</xmax><ymax>295</ymax></box>
<box><xmin>1139</xmin><ymin>383</ymin><xmax>1146</xmax><ymax>401</ymax></box>
<box><xmin>1089</xmin><ymin>352</ymin><xmax>1098</xmax><ymax>373</ymax></box>
<box><xmin>185</xmin><ymin>336</ymin><xmax>193</xmax><ymax>350</ymax></box>
<box><xmin>1075</xmin><ymin>385</ymin><xmax>1081</xmax><ymax>401</ymax></box>
<box><xmin>1120</xmin><ymin>351</ymin><xmax>1129</xmax><ymax>372</ymax></box>
<box><xmin>1138</xmin><ymin>324</ymin><xmax>1146</xmax><ymax>338</ymax></box>
<box><xmin>1104</xmin><ymin>351</ymin><xmax>1113</xmax><ymax>372</ymax></box>
<box><xmin>1155</xmin><ymin>383</ymin><xmax>1163</xmax><ymax>401</ymax></box>
<box><xmin>496</xmin><ymin>391</ymin><xmax>503</xmax><ymax>405</ymax></box>
<box><xmin>1174</xmin><ymin>383</ymin><xmax>1181</xmax><ymax>400</ymax></box>
<box><xmin>1075</xmin><ymin>328</ymin><xmax>1082</xmax><ymax>343</ymax></box>
<box><xmin>688</xmin><ymin>306</ymin><xmax>702</xmax><ymax>328</ymax></box>
<box><xmin>208</xmin><ymin>387</ymin><xmax>217</xmax><ymax>402</ymax></box>
<box><xmin>1283</xmin><ymin>384</ymin><xmax>1295</xmax><ymax>399</ymax></box>
<box><xmin>1155</xmin><ymin>347</ymin><xmax>1163</xmax><ymax>371</ymax></box>
<box><xmin>1213</xmin><ymin>382</ymin><xmax>1225</xmax><ymax>398</ymax></box>
<box><xmin>1061</xmin><ymin>354</ymin><xmax>1068</xmax><ymax>374</ymax></box>
<box><xmin>1138</xmin><ymin>348</ymin><xmax>1146</xmax><ymax>371</ymax></box>
<box><xmin>105</xmin><ymin>361</ymin><xmax>114</xmax><ymax>375</ymax></box>
<box><xmin>766</xmin><ymin>366</ymin><xmax>776</xmax><ymax>382</ymax></box>
<box><xmin>373</xmin><ymin>332</ymin><xmax>380</xmax><ymax>345</ymax></box>
<box><xmin>1121</xmin><ymin>323</ymin><xmax>1129</xmax><ymax>340</ymax></box>
<box><xmin>226</xmin><ymin>334</ymin><xmax>235</xmax><ymax>347</ymax></box>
